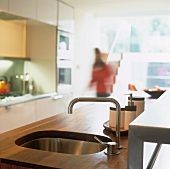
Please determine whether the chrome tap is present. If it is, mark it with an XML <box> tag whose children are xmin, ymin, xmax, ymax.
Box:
<box><xmin>68</xmin><ymin>97</ymin><xmax>122</xmax><ymax>150</ymax></box>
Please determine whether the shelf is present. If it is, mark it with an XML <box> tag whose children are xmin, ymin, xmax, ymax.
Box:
<box><xmin>0</xmin><ymin>56</ymin><xmax>31</xmax><ymax>61</ymax></box>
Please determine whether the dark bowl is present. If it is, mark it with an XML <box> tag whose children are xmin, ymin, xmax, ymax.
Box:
<box><xmin>144</xmin><ymin>90</ymin><xmax>166</xmax><ymax>99</ymax></box>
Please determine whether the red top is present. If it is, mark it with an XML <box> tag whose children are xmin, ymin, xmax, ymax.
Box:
<box><xmin>90</xmin><ymin>64</ymin><xmax>114</xmax><ymax>94</ymax></box>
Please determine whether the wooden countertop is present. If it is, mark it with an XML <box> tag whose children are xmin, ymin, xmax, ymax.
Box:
<box><xmin>0</xmin><ymin>103</ymin><xmax>128</xmax><ymax>169</ymax></box>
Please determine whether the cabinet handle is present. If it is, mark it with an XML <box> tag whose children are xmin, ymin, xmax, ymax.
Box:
<box><xmin>5</xmin><ymin>105</ymin><xmax>11</xmax><ymax>110</ymax></box>
<box><xmin>53</xmin><ymin>95</ymin><xmax>63</xmax><ymax>100</ymax></box>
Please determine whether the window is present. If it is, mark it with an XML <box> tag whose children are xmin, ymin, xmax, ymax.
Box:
<box><xmin>97</xmin><ymin>16</ymin><xmax>170</xmax><ymax>88</ymax></box>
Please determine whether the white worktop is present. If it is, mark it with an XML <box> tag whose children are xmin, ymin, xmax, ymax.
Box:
<box><xmin>128</xmin><ymin>89</ymin><xmax>170</xmax><ymax>169</ymax></box>
<box><xmin>131</xmin><ymin>90</ymin><xmax>170</xmax><ymax>128</ymax></box>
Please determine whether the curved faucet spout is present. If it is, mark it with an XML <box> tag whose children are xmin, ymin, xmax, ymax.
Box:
<box><xmin>68</xmin><ymin>97</ymin><xmax>122</xmax><ymax>151</ymax></box>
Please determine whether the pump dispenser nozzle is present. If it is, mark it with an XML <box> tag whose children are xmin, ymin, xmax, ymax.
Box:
<box><xmin>125</xmin><ymin>93</ymin><xmax>134</xmax><ymax>106</ymax></box>
<box><xmin>124</xmin><ymin>93</ymin><xmax>136</xmax><ymax>130</ymax></box>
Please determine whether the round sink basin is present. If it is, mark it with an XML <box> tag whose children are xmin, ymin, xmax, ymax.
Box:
<box><xmin>15</xmin><ymin>130</ymin><xmax>112</xmax><ymax>155</ymax></box>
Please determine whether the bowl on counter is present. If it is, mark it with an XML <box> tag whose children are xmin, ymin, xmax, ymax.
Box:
<box><xmin>144</xmin><ymin>89</ymin><xmax>166</xmax><ymax>99</ymax></box>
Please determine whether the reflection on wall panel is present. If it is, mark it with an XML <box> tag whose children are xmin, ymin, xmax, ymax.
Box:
<box><xmin>25</xmin><ymin>20</ymin><xmax>56</xmax><ymax>94</ymax></box>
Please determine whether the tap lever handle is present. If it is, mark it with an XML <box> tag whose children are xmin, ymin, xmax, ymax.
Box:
<box><xmin>94</xmin><ymin>136</ymin><xmax>119</xmax><ymax>155</ymax></box>
<box><xmin>94</xmin><ymin>136</ymin><xmax>105</xmax><ymax>145</ymax></box>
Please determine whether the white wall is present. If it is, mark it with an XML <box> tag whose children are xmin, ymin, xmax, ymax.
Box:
<box><xmin>73</xmin><ymin>10</ymin><xmax>101</xmax><ymax>96</ymax></box>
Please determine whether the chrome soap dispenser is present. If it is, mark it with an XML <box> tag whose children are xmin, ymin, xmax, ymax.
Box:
<box><xmin>128</xmin><ymin>96</ymin><xmax>145</xmax><ymax>117</ymax></box>
<box><xmin>124</xmin><ymin>94</ymin><xmax>136</xmax><ymax>130</ymax></box>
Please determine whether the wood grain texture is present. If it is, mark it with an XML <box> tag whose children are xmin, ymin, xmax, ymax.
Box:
<box><xmin>0</xmin><ymin>163</ymin><xmax>32</xmax><ymax>169</ymax></box>
<box><xmin>0</xmin><ymin>103</ymin><xmax>128</xmax><ymax>169</ymax></box>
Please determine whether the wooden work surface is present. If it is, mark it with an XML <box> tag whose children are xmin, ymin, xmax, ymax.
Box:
<box><xmin>0</xmin><ymin>103</ymin><xmax>129</xmax><ymax>169</ymax></box>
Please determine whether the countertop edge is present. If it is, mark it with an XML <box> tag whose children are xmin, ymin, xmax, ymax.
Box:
<box><xmin>0</xmin><ymin>92</ymin><xmax>63</xmax><ymax>107</ymax></box>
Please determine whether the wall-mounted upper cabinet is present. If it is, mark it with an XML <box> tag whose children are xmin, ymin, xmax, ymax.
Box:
<box><xmin>37</xmin><ymin>0</ymin><xmax>58</xmax><ymax>26</ymax></box>
<box><xmin>0</xmin><ymin>0</ymin><xmax>74</xmax><ymax>27</ymax></box>
<box><xmin>0</xmin><ymin>20</ymin><xmax>26</xmax><ymax>58</ymax></box>
<box><xmin>0</xmin><ymin>0</ymin><xmax>9</xmax><ymax>11</ymax></box>
<box><xmin>58</xmin><ymin>1</ymin><xmax>74</xmax><ymax>32</ymax></box>
<box><xmin>8</xmin><ymin>0</ymin><xmax>37</xmax><ymax>20</ymax></box>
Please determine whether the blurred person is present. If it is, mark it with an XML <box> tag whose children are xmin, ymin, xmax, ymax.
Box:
<box><xmin>89</xmin><ymin>48</ymin><xmax>114</xmax><ymax>97</ymax></box>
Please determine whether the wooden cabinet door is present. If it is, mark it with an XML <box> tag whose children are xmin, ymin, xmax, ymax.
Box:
<box><xmin>37</xmin><ymin>0</ymin><xmax>58</xmax><ymax>26</ymax></box>
<box><xmin>0</xmin><ymin>20</ymin><xmax>26</xmax><ymax>58</ymax></box>
<box><xmin>0</xmin><ymin>101</ymin><xmax>36</xmax><ymax>133</ymax></box>
<box><xmin>9</xmin><ymin>0</ymin><xmax>36</xmax><ymax>19</ymax></box>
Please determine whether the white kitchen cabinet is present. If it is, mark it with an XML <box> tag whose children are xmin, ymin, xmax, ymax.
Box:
<box><xmin>35</xmin><ymin>95</ymin><xmax>66</xmax><ymax>121</ymax></box>
<box><xmin>0</xmin><ymin>93</ymin><xmax>73</xmax><ymax>133</ymax></box>
<box><xmin>9</xmin><ymin>0</ymin><xmax>36</xmax><ymax>20</ymax></box>
<box><xmin>0</xmin><ymin>107</ymin><xmax>5</xmax><ymax>133</ymax></box>
<box><xmin>0</xmin><ymin>101</ymin><xmax>36</xmax><ymax>133</ymax></box>
<box><xmin>58</xmin><ymin>1</ymin><xmax>74</xmax><ymax>32</ymax></box>
<box><xmin>37</xmin><ymin>0</ymin><xmax>58</xmax><ymax>26</ymax></box>
<box><xmin>36</xmin><ymin>97</ymin><xmax>60</xmax><ymax>121</ymax></box>
<box><xmin>0</xmin><ymin>0</ymin><xmax>8</xmax><ymax>11</ymax></box>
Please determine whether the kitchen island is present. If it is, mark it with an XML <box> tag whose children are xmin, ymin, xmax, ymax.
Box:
<box><xmin>0</xmin><ymin>102</ymin><xmax>128</xmax><ymax>169</ymax></box>
<box><xmin>1</xmin><ymin>90</ymin><xmax>167</xmax><ymax>169</ymax></box>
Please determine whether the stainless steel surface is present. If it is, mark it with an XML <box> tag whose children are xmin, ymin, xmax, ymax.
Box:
<box><xmin>53</xmin><ymin>95</ymin><xmax>63</xmax><ymax>100</ymax></box>
<box><xmin>94</xmin><ymin>136</ymin><xmax>104</xmax><ymax>145</ymax></box>
<box><xmin>68</xmin><ymin>97</ymin><xmax>122</xmax><ymax>150</ymax></box>
<box><xmin>21</xmin><ymin>137</ymin><xmax>106</xmax><ymax>155</ymax></box>
<box><xmin>94</xmin><ymin>136</ymin><xmax>119</xmax><ymax>155</ymax></box>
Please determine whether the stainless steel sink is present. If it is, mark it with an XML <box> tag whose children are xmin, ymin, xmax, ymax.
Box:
<box><xmin>20</xmin><ymin>137</ymin><xmax>106</xmax><ymax>155</ymax></box>
<box><xmin>15</xmin><ymin>130</ymin><xmax>112</xmax><ymax>155</ymax></box>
